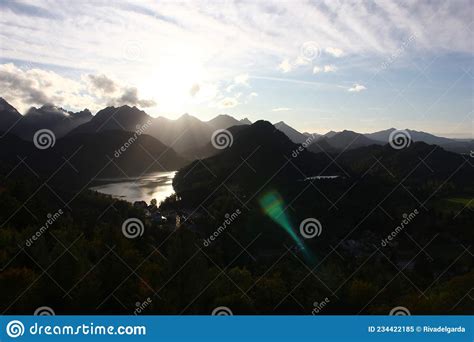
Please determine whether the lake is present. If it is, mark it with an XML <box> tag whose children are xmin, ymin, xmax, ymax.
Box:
<box><xmin>90</xmin><ymin>171</ymin><xmax>176</xmax><ymax>204</ymax></box>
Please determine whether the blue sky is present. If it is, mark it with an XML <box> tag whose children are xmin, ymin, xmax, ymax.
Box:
<box><xmin>0</xmin><ymin>0</ymin><xmax>472</xmax><ymax>137</ymax></box>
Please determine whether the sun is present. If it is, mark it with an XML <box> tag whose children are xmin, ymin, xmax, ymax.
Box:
<box><xmin>138</xmin><ymin>56</ymin><xmax>206</xmax><ymax>115</ymax></box>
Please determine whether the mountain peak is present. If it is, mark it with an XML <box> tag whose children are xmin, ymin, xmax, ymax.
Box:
<box><xmin>207</xmin><ymin>114</ymin><xmax>247</xmax><ymax>130</ymax></box>
<box><xmin>0</xmin><ymin>97</ymin><xmax>21</xmax><ymax>116</ymax></box>
<box><xmin>273</xmin><ymin>121</ymin><xmax>308</xmax><ymax>144</ymax></box>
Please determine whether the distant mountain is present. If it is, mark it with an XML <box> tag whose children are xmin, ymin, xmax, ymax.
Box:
<box><xmin>240</xmin><ymin>118</ymin><xmax>252</xmax><ymax>125</ymax></box>
<box><xmin>306</xmin><ymin>137</ymin><xmax>338</xmax><ymax>154</ymax></box>
<box><xmin>15</xmin><ymin>105</ymin><xmax>92</xmax><ymax>140</ymax></box>
<box><xmin>274</xmin><ymin>121</ymin><xmax>309</xmax><ymax>144</ymax></box>
<box><xmin>324</xmin><ymin>130</ymin><xmax>338</xmax><ymax>138</ymax></box>
<box><xmin>0</xmin><ymin>97</ymin><xmax>22</xmax><ymax>135</ymax></box>
<box><xmin>0</xmin><ymin>98</ymin><xmax>92</xmax><ymax>140</ymax></box>
<box><xmin>206</xmin><ymin>114</ymin><xmax>250</xmax><ymax>130</ymax></box>
<box><xmin>308</xmin><ymin>130</ymin><xmax>380</xmax><ymax>153</ymax></box>
<box><xmin>69</xmin><ymin>105</ymin><xmax>149</xmax><ymax>135</ymax></box>
<box><xmin>54</xmin><ymin>130</ymin><xmax>187</xmax><ymax>178</ymax></box>
<box><xmin>180</xmin><ymin>123</ymin><xmax>251</xmax><ymax>160</ymax></box>
<box><xmin>365</xmin><ymin>128</ymin><xmax>453</xmax><ymax>145</ymax></box>
<box><xmin>339</xmin><ymin>142</ymin><xmax>472</xmax><ymax>183</ymax></box>
<box><xmin>70</xmin><ymin>110</ymin><xmax>249</xmax><ymax>156</ymax></box>
<box><xmin>174</xmin><ymin>120</ymin><xmax>336</xmax><ymax>203</ymax></box>
<box><xmin>365</xmin><ymin>128</ymin><xmax>473</xmax><ymax>154</ymax></box>
<box><xmin>147</xmin><ymin>113</ymin><xmax>214</xmax><ymax>155</ymax></box>
<box><xmin>0</xmin><ymin>130</ymin><xmax>187</xmax><ymax>189</ymax></box>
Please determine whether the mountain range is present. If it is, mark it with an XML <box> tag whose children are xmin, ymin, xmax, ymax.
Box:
<box><xmin>0</xmin><ymin>98</ymin><xmax>472</xmax><ymax>159</ymax></box>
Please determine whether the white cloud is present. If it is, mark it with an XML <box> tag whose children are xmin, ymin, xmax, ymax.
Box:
<box><xmin>0</xmin><ymin>63</ymin><xmax>89</xmax><ymax>113</ymax></box>
<box><xmin>324</xmin><ymin>65</ymin><xmax>337</xmax><ymax>72</ymax></box>
<box><xmin>0</xmin><ymin>63</ymin><xmax>155</xmax><ymax>113</ymax></box>
<box><xmin>218</xmin><ymin>97</ymin><xmax>239</xmax><ymax>108</ymax></box>
<box><xmin>325</xmin><ymin>47</ymin><xmax>344</xmax><ymax>57</ymax></box>
<box><xmin>249</xmin><ymin>92</ymin><xmax>258</xmax><ymax>97</ymax></box>
<box><xmin>272</xmin><ymin>107</ymin><xmax>292</xmax><ymax>111</ymax></box>
<box><xmin>234</xmin><ymin>73</ymin><xmax>249</xmax><ymax>86</ymax></box>
<box><xmin>348</xmin><ymin>83</ymin><xmax>367</xmax><ymax>92</ymax></box>
<box><xmin>313</xmin><ymin>65</ymin><xmax>337</xmax><ymax>74</ymax></box>
<box><xmin>0</xmin><ymin>0</ymin><xmax>471</xmax><ymax>120</ymax></box>
<box><xmin>0</xmin><ymin>1</ymin><xmax>470</xmax><ymax>78</ymax></box>
<box><xmin>278</xmin><ymin>59</ymin><xmax>293</xmax><ymax>73</ymax></box>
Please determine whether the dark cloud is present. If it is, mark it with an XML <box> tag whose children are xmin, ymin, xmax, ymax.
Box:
<box><xmin>87</xmin><ymin>74</ymin><xmax>117</xmax><ymax>93</ymax></box>
<box><xmin>110</xmin><ymin>87</ymin><xmax>156</xmax><ymax>108</ymax></box>
<box><xmin>0</xmin><ymin>66</ymin><xmax>54</xmax><ymax>104</ymax></box>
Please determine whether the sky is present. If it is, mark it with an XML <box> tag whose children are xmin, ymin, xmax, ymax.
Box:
<box><xmin>0</xmin><ymin>0</ymin><xmax>472</xmax><ymax>137</ymax></box>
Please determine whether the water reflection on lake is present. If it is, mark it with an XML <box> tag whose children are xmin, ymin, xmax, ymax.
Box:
<box><xmin>90</xmin><ymin>171</ymin><xmax>176</xmax><ymax>204</ymax></box>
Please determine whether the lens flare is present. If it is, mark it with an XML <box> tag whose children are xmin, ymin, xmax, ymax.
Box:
<box><xmin>259</xmin><ymin>190</ymin><xmax>315</xmax><ymax>263</ymax></box>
